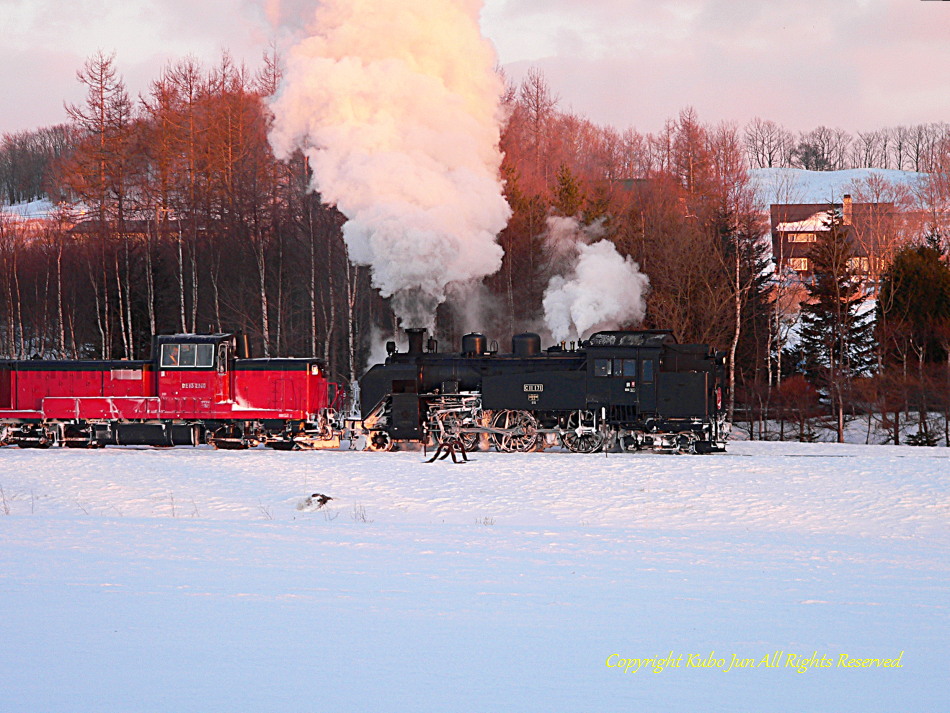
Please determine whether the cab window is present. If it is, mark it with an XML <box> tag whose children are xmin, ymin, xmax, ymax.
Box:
<box><xmin>614</xmin><ymin>358</ymin><xmax>637</xmax><ymax>378</ymax></box>
<box><xmin>196</xmin><ymin>344</ymin><xmax>214</xmax><ymax>368</ymax></box>
<box><xmin>179</xmin><ymin>344</ymin><xmax>197</xmax><ymax>367</ymax></box>
<box><xmin>161</xmin><ymin>344</ymin><xmax>180</xmax><ymax>367</ymax></box>
<box><xmin>593</xmin><ymin>358</ymin><xmax>612</xmax><ymax>377</ymax></box>
<box><xmin>641</xmin><ymin>359</ymin><xmax>654</xmax><ymax>383</ymax></box>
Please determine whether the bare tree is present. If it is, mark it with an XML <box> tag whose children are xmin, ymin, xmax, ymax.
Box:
<box><xmin>744</xmin><ymin>117</ymin><xmax>794</xmax><ymax>168</ymax></box>
<box><xmin>518</xmin><ymin>68</ymin><xmax>559</xmax><ymax>188</ymax></box>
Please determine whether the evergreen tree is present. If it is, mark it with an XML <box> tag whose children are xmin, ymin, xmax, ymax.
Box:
<box><xmin>798</xmin><ymin>211</ymin><xmax>875</xmax><ymax>441</ymax></box>
<box><xmin>878</xmin><ymin>243</ymin><xmax>950</xmax><ymax>366</ymax></box>
<box><xmin>551</xmin><ymin>163</ymin><xmax>584</xmax><ymax>218</ymax></box>
<box><xmin>877</xmin><ymin>242</ymin><xmax>950</xmax><ymax>445</ymax></box>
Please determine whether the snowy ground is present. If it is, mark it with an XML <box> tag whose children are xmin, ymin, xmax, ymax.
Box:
<box><xmin>1</xmin><ymin>441</ymin><xmax>947</xmax><ymax>712</ymax></box>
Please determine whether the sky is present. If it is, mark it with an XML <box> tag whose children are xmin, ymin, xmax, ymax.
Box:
<box><xmin>2</xmin><ymin>0</ymin><xmax>949</xmax><ymax>136</ymax></box>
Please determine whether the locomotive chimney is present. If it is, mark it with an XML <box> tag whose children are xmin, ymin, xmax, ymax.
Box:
<box><xmin>406</xmin><ymin>328</ymin><xmax>426</xmax><ymax>354</ymax></box>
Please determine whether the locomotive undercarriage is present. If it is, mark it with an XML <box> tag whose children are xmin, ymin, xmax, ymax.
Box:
<box><xmin>2</xmin><ymin>411</ymin><xmax>343</xmax><ymax>451</ymax></box>
<box><xmin>364</xmin><ymin>393</ymin><xmax>727</xmax><ymax>454</ymax></box>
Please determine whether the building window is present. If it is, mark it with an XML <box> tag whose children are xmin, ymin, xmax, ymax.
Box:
<box><xmin>787</xmin><ymin>232</ymin><xmax>817</xmax><ymax>243</ymax></box>
<box><xmin>788</xmin><ymin>257</ymin><xmax>810</xmax><ymax>271</ymax></box>
<box><xmin>848</xmin><ymin>257</ymin><xmax>870</xmax><ymax>273</ymax></box>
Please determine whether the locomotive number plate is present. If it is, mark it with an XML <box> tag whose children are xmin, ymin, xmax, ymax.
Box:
<box><xmin>523</xmin><ymin>384</ymin><xmax>544</xmax><ymax>392</ymax></box>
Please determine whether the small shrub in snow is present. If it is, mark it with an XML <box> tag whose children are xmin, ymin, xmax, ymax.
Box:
<box><xmin>907</xmin><ymin>430</ymin><xmax>939</xmax><ymax>447</ymax></box>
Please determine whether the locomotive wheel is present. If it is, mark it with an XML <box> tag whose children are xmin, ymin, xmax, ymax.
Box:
<box><xmin>366</xmin><ymin>430</ymin><xmax>394</xmax><ymax>452</ymax></box>
<box><xmin>14</xmin><ymin>425</ymin><xmax>58</xmax><ymax>448</ymax></box>
<box><xmin>490</xmin><ymin>410</ymin><xmax>540</xmax><ymax>453</ymax></box>
<box><xmin>209</xmin><ymin>425</ymin><xmax>251</xmax><ymax>450</ymax></box>
<box><xmin>63</xmin><ymin>424</ymin><xmax>98</xmax><ymax>448</ymax></box>
<box><xmin>561</xmin><ymin>410</ymin><xmax>605</xmax><ymax>454</ymax></box>
<box><xmin>432</xmin><ymin>412</ymin><xmax>479</xmax><ymax>452</ymax></box>
<box><xmin>16</xmin><ymin>438</ymin><xmax>53</xmax><ymax>449</ymax></box>
<box><xmin>562</xmin><ymin>428</ymin><xmax>605</xmax><ymax>453</ymax></box>
<box><xmin>676</xmin><ymin>431</ymin><xmax>698</xmax><ymax>454</ymax></box>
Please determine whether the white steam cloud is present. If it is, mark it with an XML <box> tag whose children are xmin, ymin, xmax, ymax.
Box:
<box><xmin>269</xmin><ymin>0</ymin><xmax>510</xmax><ymax>329</ymax></box>
<box><xmin>541</xmin><ymin>217</ymin><xmax>650</xmax><ymax>342</ymax></box>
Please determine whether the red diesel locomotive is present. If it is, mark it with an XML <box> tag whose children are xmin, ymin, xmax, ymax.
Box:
<box><xmin>0</xmin><ymin>333</ymin><xmax>343</xmax><ymax>449</ymax></box>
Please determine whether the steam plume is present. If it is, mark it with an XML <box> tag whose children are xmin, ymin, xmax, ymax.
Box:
<box><xmin>541</xmin><ymin>217</ymin><xmax>650</xmax><ymax>342</ymax></box>
<box><xmin>269</xmin><ymin>0</ymin><xmax>510</xmax><ymax>329</ymax></box>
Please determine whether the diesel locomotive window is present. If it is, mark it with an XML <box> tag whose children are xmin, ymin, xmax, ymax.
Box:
<box><xmin>593</xmin><ymin>358</ymin><xmax>612</xmax><ymax>377</ymax></box>
<box><xmin>161</xmin><ymin>343</ymin><xmax>215</xmax><ymax>368</ymax></box>
<box><xmin>161</xmin><ymin>344</ymin><xmax>180</xmax><ymax>367</ymax></box>
<box><xmin>178</xmin><ymin>344</ymin><xmax>197</xmax><ymax>367</ymax></box>
<box><xmin>196</xmin><ymin>344</ymin><xmax>214</xmax><ymax>368</ymax></box>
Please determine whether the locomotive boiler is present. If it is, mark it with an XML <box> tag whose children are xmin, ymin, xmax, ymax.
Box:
<box><xmin>360</xmin><ymin>328</ymin><xmax>729</xmax><ymax>453</ymax></box>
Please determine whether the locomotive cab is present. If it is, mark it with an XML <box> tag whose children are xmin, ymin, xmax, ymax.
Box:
<box><xmin>154</xmin><ymin>333</ymin><xmax>236</xmax><ymax>411</ymax></box>
<box><xmin>584</xmin><ymin>331</ymin><xmax>675</xmax><ymax>418</ymax></box>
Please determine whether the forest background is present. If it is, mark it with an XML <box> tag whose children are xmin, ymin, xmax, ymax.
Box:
<box><xmin>2</xmin><ymin>51</ymin><xmax>950</xmax><ymax>444</ymax></box>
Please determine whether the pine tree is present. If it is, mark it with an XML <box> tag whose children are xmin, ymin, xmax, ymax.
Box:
<box><xmin>877</xmin><ymin>241</ymin><xmax>950</xmax><ymax>445</ymax></box>
<box><xmin>798</xmin><ymin>211</ymin><xmax>875</xmax><ymax>442</ymax></box>
<box><xmin>551</xmin><ymin>163</ymin><xmax>584</xmax><ymax>218</ymax></box>
<box><xmin>878</xmin><ymin>242</ymin><xmax>950</xmax><ymax>366</ymax></box>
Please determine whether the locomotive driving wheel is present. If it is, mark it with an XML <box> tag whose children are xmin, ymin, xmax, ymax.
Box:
<box><xmin>489</xmin><ymin>409</ymin><xmax>540</xmax><ymax>453</ymax></box>
<box><xmin>561</xmin><ymin>410</ymin><xmax>605</xmax><ymax>453</ymax></box>
<box><xmin>431</xmin><ymin>412</ymin><xmax>479</xmax><ymax>452</ymax></box>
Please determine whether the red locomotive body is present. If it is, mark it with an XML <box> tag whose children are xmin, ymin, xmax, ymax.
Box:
<box><xmin>0</xmin><ymin>333</ymin><xmax>343</xmax><ymax>449</ymax></box>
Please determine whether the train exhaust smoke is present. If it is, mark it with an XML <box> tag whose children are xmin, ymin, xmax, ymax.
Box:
<box><xmin>541</xmin><ymin>217</ymin><xmax>650</xmax><ymax>342</ymax></box>
<box><xmin>269</xmin><ymin>0</ymin><xmax>510</xmax><ymax>329</ymax></box>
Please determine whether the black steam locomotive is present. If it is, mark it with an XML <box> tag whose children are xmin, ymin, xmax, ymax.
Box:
<box><xmin>359</xmin><ymin>328</ymin><xmax>729</xmax><ymax>453</ymax></box>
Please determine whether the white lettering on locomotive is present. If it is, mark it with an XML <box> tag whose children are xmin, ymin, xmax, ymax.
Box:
<box><xmin>523</xmin><ymin>384</ymin><xmax>543</xmax><ymax>392</ymax></box>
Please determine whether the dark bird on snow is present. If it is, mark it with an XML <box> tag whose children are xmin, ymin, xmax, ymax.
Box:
<box><xmin>297</xmin><ymin>492</ymin><xmax>334</xmax><ymax>511</ymax></box>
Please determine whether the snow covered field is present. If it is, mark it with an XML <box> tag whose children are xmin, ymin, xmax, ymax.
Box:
<box><xmin>1</xmin><ymin>441</ymin><xmax>947</xmax><ymax>712</ymax></box>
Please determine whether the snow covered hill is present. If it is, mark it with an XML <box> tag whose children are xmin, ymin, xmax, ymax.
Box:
<box><xmin>750</xmin><ymin>167</ymin><xmax>927</xmax><ymax>207</ymax></box>
<box><xmin>0</xmin><ymin>442</ymin><xmax>946</xmax><ymax>712</ymax></box>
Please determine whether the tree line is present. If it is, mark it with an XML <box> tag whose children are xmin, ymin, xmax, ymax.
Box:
<box><xmin>1</xmin><ymin>57</ymin><xmax>949</xmax><ymax>443</ymax></box>
<box><xmin>744</xmin><ymin>118</ymin><xmax>950</xmax><ymax>172</ymax></box>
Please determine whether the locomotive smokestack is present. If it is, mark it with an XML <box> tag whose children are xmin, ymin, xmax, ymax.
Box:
<box><xmin>406</xmin><ymin>328</ymin><xmax>426</xmax><ymax>354</ymax></box>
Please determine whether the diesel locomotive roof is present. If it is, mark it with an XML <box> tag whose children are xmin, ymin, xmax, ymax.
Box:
<box><xmin>154</xmin><ymin>333</ymin><xmax>234</xmax><ymax>344</ymax></box>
